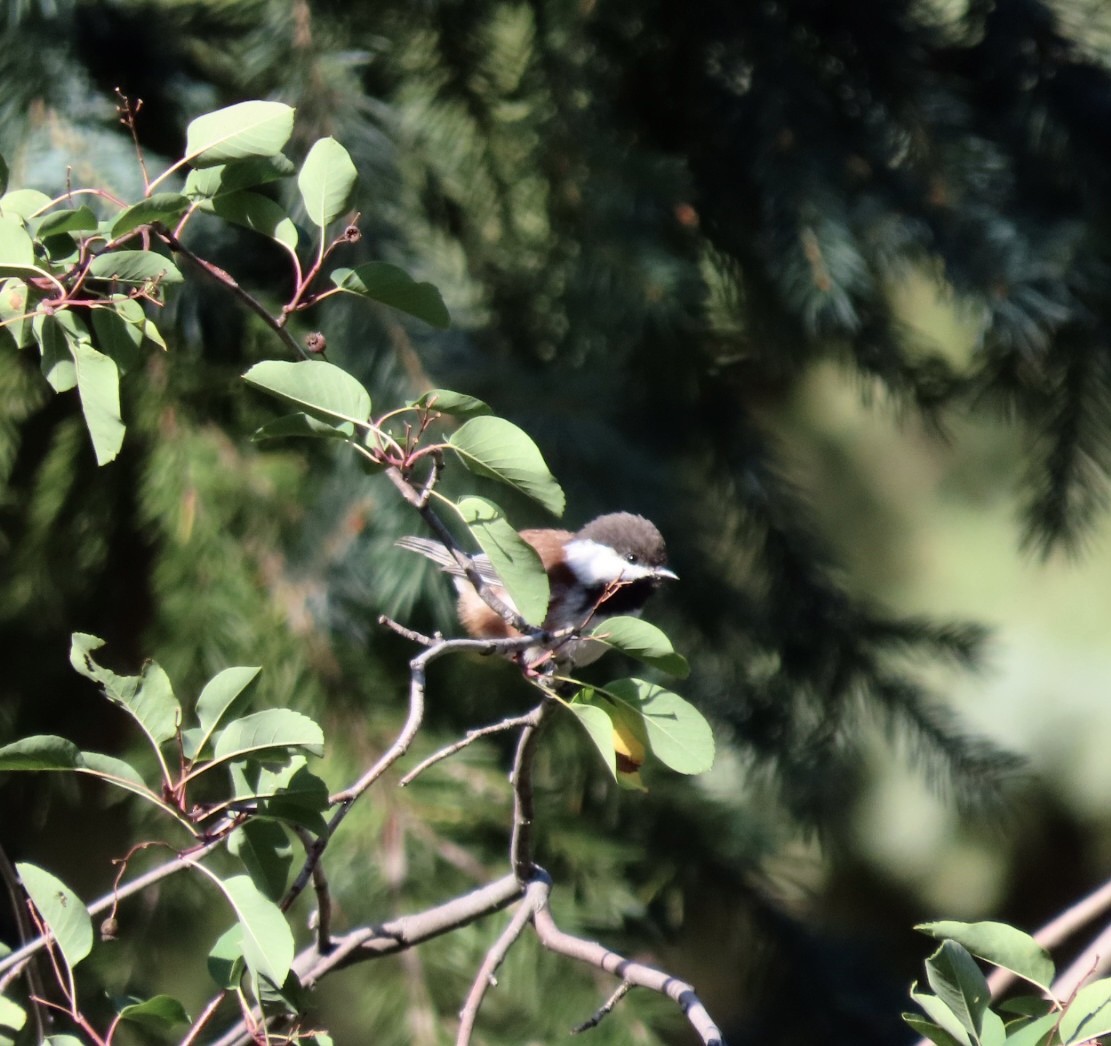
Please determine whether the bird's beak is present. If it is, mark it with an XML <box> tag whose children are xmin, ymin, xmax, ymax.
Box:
<box><xmin>654</xmin><ymin>566</ymin><xmax>679</xmax><ymax>581</ymax></box>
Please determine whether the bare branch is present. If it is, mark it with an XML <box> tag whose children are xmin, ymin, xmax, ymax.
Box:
<box><xmin>456</xmin><ymin>892</ymin><xmax>536</xmax><ymax>1045</ymax></box>
<box><xmin>528</xmin><ymin>876</ymin><xmax>726</xmax><ymax>1046</ymax></box>
<box><xmin>400</xmin><ymin>710</ymin><xmax>544</xmax><ymax>787</ymax></box>
<box><xmin>155</xmin><ymin>226</ymin><xmax>308</xmax><ymax>360</ymax></box>
<box><xmin>207</xmin><ymin>874</ymin><xmax>525</xmax><ymax>1046</ymax></box>
<box><xmin>510</xmin><ymin>704</ymin><xmax>550</xmax><ymax>882</ymax></box>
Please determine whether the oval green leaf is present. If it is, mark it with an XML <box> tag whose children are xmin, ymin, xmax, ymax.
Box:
<box><xmin>72</xmin><ymin>341</ymin><xmax>125</xmax><ymax>465</ymax></box>
<box><xmin>449</xmin><ymin>416</ymin><xmax>564</xmax><ymax>515</ymax></box>
<box><xmin>185</xmin><ymin>101</ymin><xmax>295</xmax><ymax>167</ymax></box>
<box><xmin>216</xmin><ymin>874</ymin><xmax>294</xmax><ymax>986</ymax></box>
<box><xmin>36</xmin><ymin>206</ymin><xmax>98</xmax><ymax>238</ymax></box>
<box><xmin>252</xmin><ymin>412</ymin><xmax>355</xmax><ymax>443</ymax></box>
<box><xmin>211</xmin><ymin>708</ymin><xmax>325</xmax><ymax>765</ymax></box>
<box><xmin>184</xmin><ymin>155</ymin><xmax>296</xmax><ymax>201</ymax></box>
<box><xmin>601</xmin><ymin>679</ymin><xmax>714</xmax><ymax>775</ymax></box>
<box><xmin>87</xmin><ymin>250</ymin><xmax>183</xmax><ymax>285</ymax></box>
<box><xmin>110</xmin><ymin>194</ymin><xmax>189</xmax><ymax>238</ymax></box>
<box><xmin>586</xmin><ymin>617</ymin><xmax>689</xmax><ymax>677</ymax></box>
<box><xmin>0</xmin><ymin>735</ymin><xmax>82</xmax><ymax>770</ymax></box>
<box><xmin>243</xmin><ymin>359</ymin><xmax>371</xmax><ymax>426</ymax></box>
<box><xmin>0</xmin><ymin>189</ymin><xmax>51</xmax><ymax>220</ymax></box>
<box><xmin>1059</xmin><ymin>979</ymin><xmax>1111</xmax><ymax>1045</ymax></box>
<box><xmin>456</xmin><ymin>496</ymin><xmax>550</xmax><ymax>625</ymax></box>
<box><xmin>209</xmin><ymin>191</ymin><xmax>297</xmax><ymax>250</ymax></box>
<box><xmin>413</xmin><ymin>389</ymin><xmax>492</xmax><ymax>418</ymax></box>
<box><xmin>568</xmin><ymin>702</ymin><xmax>618</xmax><ymax>782</ymax></box>
<box><xmin>925</xmin><ymin>941</ymin><xmax>990</xmax><ymax>1038</ymax></box>
<box><xmin>916</xmin><ymin>921</ymin><xmax>1054</xmax><ymax>992</ymax></box>
<box><xmin>16</xmin><ymin>863</ymin><xmax>93</xmax><ymax>972</ymax></box>
<box><xmin>0</xmin><ymin>215</ymin><xmax>34</xmax><ymax>267</ymax></box>
<box><xmin>298</xmin><ymin>137</ymin><xmax>357</xmax><ymax>228</ymax></box>
<box><xmin>194</xmin><ymin>665</ymin><xmax>262</xmax><ymax>754</ymax></box>
<box><xmin>117</xmin><ymin>995</ymin><xmax>190</xmax><ymax>1030</ymax></box>
<box><xmin>331</xmin><ymin>262</ymin><xmax>450</xmax><ymax>329</ymax></box>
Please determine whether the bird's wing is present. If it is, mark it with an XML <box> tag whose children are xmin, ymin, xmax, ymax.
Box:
<box><xmin>395</xmin><ymin>537</ymin><xmax>504</xmax><ymax>586</ymax></box>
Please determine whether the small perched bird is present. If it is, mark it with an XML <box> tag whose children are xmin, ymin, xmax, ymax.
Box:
<box><xmin>397</xmin><ymin>512</ymin><xmax>677</xmax><ymax>667</ymax></box>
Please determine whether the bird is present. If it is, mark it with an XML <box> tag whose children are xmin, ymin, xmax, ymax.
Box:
<box><xmin>396</xmin><ymin>512</ymin><xmax>677</xmax><ymax>667</ymax></box>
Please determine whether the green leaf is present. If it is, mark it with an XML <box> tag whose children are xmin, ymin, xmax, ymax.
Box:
<box><xmin>567</xmin><ymin>703</ymin><xmax>618</xmax><ymax>782</ymax></box>
<box><xmin>228</xmin><ymin>819</ymin><xmax>293</xmax><ymax>901</ymax></box>
<box><xmin>116</xmin><ymin>995</ymin><xmax>190</xmax><ymax>1031</ymax></box>
<box><xmin>1059</xmin><ymin>978</ymin><xmax>1111</xmax><ymax>1045</ymax></box>
<box><xmin>215</xmin><ymin>874</ymin><xmax>294</xmax><ymax>985</ymax></box>
<box><xmin>208</xmin><ymin>191</ymin><xmax>298</xmax><ymax>250</ymax></box>
<box><xmin>917</xmin><ymin>921</ymin><xmax>1054</xmax><ymax>992</ymax></box>
<box><xmin>911</xmin><ymin>987</ymin><xmax>973</xmax><ymax>1046</ymax></box>
<box><xmin>298</xmin><ymin>137</ymin><xmax>357</xmax><ymax>228</ymax></box>
<box><xmin>251</xmin><ymin>412</ymin><xmax>355</xmax><ymax>442</ymax></box>
<box><xmin>16</xmin><ymin>863</ymin><xmax>93</xmax><ymax>971</ymax></box>
<box><xmin>34</xmin><ymin>312</ymin><xmax>76</xmax><ymax>391</ymax></box>
<box><xmin>0</xmin><ymin>734</ymin><xmax>81</xmax><ymax>769</ymax></box>
<box><xmin>0</xmin><ymin>277</ymin><xmax>30</xmax><ymax>348</ymax></box>
<box><xmin>243</xmin><ymin>360</ymin><xmax>371</xmax><ymax>426</ymax></box>
<box><xmin>207</xmin><ymin>925</ymin><xmax>246</xmax><ymax>989</ymax></box>
<box><xmin>586</xmin><ymin>617</ymin><xmax>689</xmax><ymax>677</ymax></box>
<box><xmin>413</xmin><ymin>389</ymin><xmax>492</xmax><ymax>418</ymax></box>
<box><xmin>456</xmin><ymin>496</ymin><xmax>550</xmax><ymax>625</ymax></box>
<box><xmin>194</xmin><ymin>666</ymin><xmax>262</xmax><ymax>752</ymax></box>
<box><xmin>89</xmin><ymin>303</ymin><xmax>144</xmax><ymax>374</ymax></box>
<box><xmin>211</xmin><ymin>709</ymin><xmax>325</xmax><ymax>765</ymax></box>
<box><xmin>36</xmin><ymin>206</ymin><xmax>98</xmax><ymax>238</ymax></box>
<box><xmin>110</xmin><ymin>193</ymin><xmax>190</xmax><ymax>238</ymax></box>
<box><xmin>902</xmin><ymin>1014</ymin><xmax>968</xmax><ymax>1046</ymax></box>
<box><xmin>593</xmin><ymin>679</ymin><xmax>714</xmax><ymax>775</ymax></box>
<box><xmin>0</xmin><ymin>736</ymin><xmax>154</xmax><ymax>804</ymax></box>
<box><xmin>0</xmin><ymin>994</ymin><xmax>27</xmax><ymax>1042</ymax></box>
<box><xmin>257</xmin><ymin>764</ymin><xmax>330</xmax><ymax>836</ymax></box>
<box><xmin>449</xmin><ymin>416</ymin><xmax>565</xmax><ymax>515</ymax></box>
<box><xmin>185</xmin><ymin>101</ymin><xmax>296</xmax><ymax>167</ymax></box>
<box><xmin>1003</xmin><ymin>1011</ymin><xmax>1060</xmax><ymax>1046</ymax></box>
<box><xmin>0</xmin><ymin>189</ymin><xmax>51</xmax><ymax>220</ymax></box>
<box><xmin>87</xmin><ymin>250</ymin><xmax>183</xmax><ymax>286</ymax></box>
<box><xmin>77</xmin><ymin>752</ymin><xmax>151</xmax><ymax>796</ymax></box>
<box><xmin>69</xmin><ymin>634</ymin><xmax>180</xmax><ymax>747</ymax></box>
<box><xmin>72</xmin><ymin>341</ymin><xmax>125</xmax><ymax>465</ymax></box>
<box><xmin>926</xmin><ymin>941</ymin><xmax>991</xmax><ymax>1039</ymax></box>
<box><xmin>183</xmin><ymin>155</ymin><xmax>296</xmax><ymax>200</ymax></box>
<box><xmin>0</xmin><ymin>215</ymin><xmax>34</xmax><ymax>268</ymax></box>
<box><xmin>331</xmin><ymin>262</ymin><xmax>451</xmax><ymax>329</ymax></box>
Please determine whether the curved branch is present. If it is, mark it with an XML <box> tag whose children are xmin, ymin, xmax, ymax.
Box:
<box><xmin>527</xmin><ymin>875</ymin><xmax>726</xmax><ymax>1045</ymax></box>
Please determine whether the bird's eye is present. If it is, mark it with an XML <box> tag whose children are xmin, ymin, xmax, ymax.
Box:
<box><xmin>625</xmin><ymin>553</ymin><xmax>638</xmax><ymax>564</ymax></box>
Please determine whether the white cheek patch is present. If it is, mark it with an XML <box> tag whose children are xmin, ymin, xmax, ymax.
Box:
<box><xmin>563</xmin><ymin>539</ymin><xmax>658</xmax><ymax>585</ymax></box>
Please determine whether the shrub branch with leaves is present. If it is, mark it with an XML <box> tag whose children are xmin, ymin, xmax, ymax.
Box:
<box><xmin>0</xmin><ymin>99</ymin><xmax>720</xmax><ymax>1044</ymax></box>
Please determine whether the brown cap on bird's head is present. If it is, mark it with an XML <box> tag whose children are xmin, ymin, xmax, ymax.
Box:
<box><xmin>575</xmin><ymin>513</ymin><xmax>672</xmax><ymax>574</ymax></box>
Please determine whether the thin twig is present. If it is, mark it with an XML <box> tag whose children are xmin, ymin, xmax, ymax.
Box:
<box><xmin>155</xmin><ymin>227</ymin><xmax>307</xmax><ymax>360</ymax></box>
<box><xmin>510</xmin><ymin>704</ymin><xmax>549</xmax><ymax>883</ymax></box>
<box><xmin>0</xmin><ymin>839</ymin><xmax>224</xmax><ymax>980</ymax></box>
<box><xmin>571</xmin><ymin>980</ymin><xmax>634</xmax><ymax>1033</ymax></box>
<box><xmin>292</xmin><ymin>826</ymin><xmax>332</xmax><ymax>952</ymax></box>
<box><xmin>456</xmin><ymin>894</ymin><xmax>536</xmax><ymax>1045</ymax></box>
<box><xmin>0</xmin><ymin>844</ymin><xmax>49</xmax><ymax>1040</ymax></box>
<box><xmin>400</xmin><ymin>711</ymin><xmax>543</xmax><ymax>787</ymax></box>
